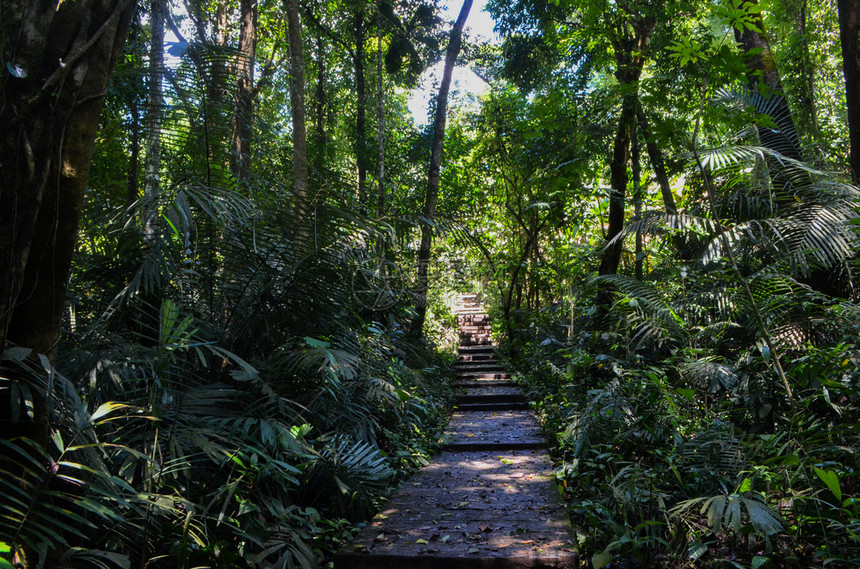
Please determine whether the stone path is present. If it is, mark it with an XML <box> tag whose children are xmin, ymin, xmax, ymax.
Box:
<box><xmin>334</xmin><ymin>294</ymin><xmax>578</xmax><ymax>568</ymax></box>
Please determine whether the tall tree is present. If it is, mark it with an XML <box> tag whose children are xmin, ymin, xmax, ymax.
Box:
<box><xmin>313</xmin><ymin>35</ymin><xmax>329</xmax><ymax>187</ymax></box>
<box><xmin>636</xmin><ymin>104</ymin><xmax>677</xmax><ymax>214</ymax></box>
<box><xmin>413</xmin><ymin>0</ymin><xmax>473</xmax><ymax>334</ymax></box>
<box><xmin>734</xmin><ymin>1</ymin><xmax>805</xmax><ymax>176</ymax></box>
<box><xmin>287</xmin><ymin>0</ymin><xmax>310</xmax><ymax>232</ymax></box>
<box><xmin>127</xmin><ymin>16</ymin><xmax>143</xmax><ymax>204</ymax></box>
<box><xmin>144</xmin><ymin>0</ymin><xmax>165</xmax><ymax>200</ymax></box>
<box><xmin>595</xmin><ymin>9</ymin><xmax>655</xmax><ymax>316</ymax></box>
<box><xmin>354</xmin><ymin>0</ymin><xmax>370</xmax><ymax>203</ymax></box>
<box><xmin>838</xmin><ymin>0</ymin><xmax>860</xmax><ymax>180</ymax></box>
<box><xmin>775</xmin><ymin>0</ymin><xmax>822</xmax><ymax>150</ymax></box>
<box><xmin>231</xmin><ymin>0</ymin><xmax>258</xmax><ymax>185</ymax></box>
<box><xmin>0</xmin><ymin>0</ymin><xmax>135</xmax><ymax>357</ymax></box>
<box><xmin>376</xmin><ymin>0</ymin><xmax>387</xmax><ymax>218</ymax></box>
<box><xmin>0</xmin><ymin>0</ymin><xmax>135</xmax><ymax>476</ymax></box>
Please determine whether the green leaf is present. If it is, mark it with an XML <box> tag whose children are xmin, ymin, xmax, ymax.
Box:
<box><xmin>52</xmin><ymin>430</ymin><xmax>65</xmax><ymax>453</ymax></box>
<box><xmin>0</xmin><ymin>541</ymin><xmax>15</xmax><ymax>569</ymax></box>
<box><xmin>676</xmin><ymin>388</ymin><xmax>696</xmax><ymax>401</ymax></box>
<box><xmin>744</xmin><ymin>498</ymin><xmax>784</xmax><ymax>535</ymax></box>
<box><xmin>752</xmin><ymin>555</ymin><xmax>770</xmax><ymax>569</ymax></box>
<box><xmin>91</xmin><ymin>402</ymin><xmax>131</xmax><ymax>422</ymax></box>
<box><xmin>592</xmin><ymin>551</ymin><xmax>613</xmax><ymax>569</ymax></box>
<box><xmin>688</xmin><ymin>541</ymin><xmax>708</xmax><ymax>560</ymax></box>
<box><xmin>813</xmin><ymin>467</ymin><xmax>842</xmax><ymax>502</ymax></box>
<box><xmin>304</xmin><ymin>337</ymin><xmax>330</xmax><ymax>349</ymax></box>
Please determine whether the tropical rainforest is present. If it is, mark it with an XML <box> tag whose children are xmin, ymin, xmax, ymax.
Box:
<box><xmin>1</xmin><ymin>0</ymin><xmax>859</xmax><ymax>567</ymax></box>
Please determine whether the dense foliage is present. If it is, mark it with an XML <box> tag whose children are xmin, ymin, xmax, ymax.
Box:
<box><xmin>457</xmin><ymin>0</ymin><xmax>860</xmax><ymax>567</ymax></box>
<box><xmin>2</xmin><ymin>0</ymin><xmax>859</xmax><ymax>567</ymax></box>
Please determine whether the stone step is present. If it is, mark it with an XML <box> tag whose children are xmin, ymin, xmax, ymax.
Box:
<box><xmin>456</xmin><ymin>355</ymin><xmax>495</xmax><ymax>363</ymax></box>
<box><xmin>455</xmin><ymin>390</ymin><xmax>526</xmax><ymax>405</ymax></box>
<box><xmin>460</xmin><ymin>335</ymin><xmax>492</xmax><ymax>344</ymax></box>
<box><xmin>456</xmin><ymin>372</ymin><xmax>511</xmax><ymax>381</ymax></box>
<box><xmin>456</xmin><ymin>371</ymin><xmax>508</xmax><ymax>379</ymax></box>
<box><xmin>458</xmin><ymin>317</ymin><xmax>489</xmax><ymax>324</ymax></box>
<box><xmin>456</xmin><ymin>308</ymin><xmax>485</xmax><ymax>315</ymax></box>
<box><xmin>456</xmin><ymin>372</ymin><xmax>508</xmax><ymax>380</ymax></box>
<box><xmin>459</xmin><ymin>326</ymin><xmax>492</xmax><ymax>333</ymax></box>
<box><xmin>445</xmin><ymin>410</ymin><xmax>546</xmax><ymax>450</ymax></box>
<box><xmin>456</xmin><ymin>402</ymin><xmax>530</xmax><ymax>412</ymax></box>
<box><xmin>456</xmin><ymin>362</ymin><xmax>506</xmax><ymax>371</ymax></box>
<box><xmin>458</xmin><ymin>345</ymin><xmax>495</xmax><ymax>355</ymax></box>
<box><xmin>459</xmin><ymin>333</ymin><xmax>492</xmax><ymax>340</ymax></box>
<box><xmin>455</xmin><ymin>380</ymin><xmax>518</xmax><ymax>389</ymax></box>
<box><xmin>333</xmin><ymin>450</ymin><xmax>577</xmax><ymax>569</ymax></box>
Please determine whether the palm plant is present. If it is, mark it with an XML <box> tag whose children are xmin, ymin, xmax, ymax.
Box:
<box><xmin>1</xmin><ymin>348</ymin><xmax>144</xmax><ymax>568</ymax></box>
<box><xmin>1</xmin><ymin>26</ymin><xmax>453</xmax><ymax>567</ymax></box>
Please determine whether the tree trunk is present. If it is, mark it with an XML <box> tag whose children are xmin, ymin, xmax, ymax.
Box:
<box><xmin>313</xmin><ymin>35</ymin><xmax>328</xmax><ymax>187</ymax></box>
<box><xmin>287</xmin><ymin>0</ymin><xmax>310</xmax><ymax>236</ymax></box>
<box><xmin>126</xmin><ymin>16</ymin><xmax>142</xmax><ymax>205</ymax></box>
<box><xmin>636</xmin><ymin>104</ymin><xmax>677</xmax><ymax>214</ymax></box>
<box><xmin>735</xmin><ymin>0</ymin><xmax>807</xmax><ymax>199</ymax></box>
<box><xmin>0</xmin><ymin>0</ymin><xmax>135</xmax><ymax>356</ymax></box>
<box><xmin>413</xmin><ymin>0</ymin><xmax>473</xmax><ymax>335</ymax></box>
<box><xmin>597</xmin><ymin>94</ymin><xmax>636</xmax><ymax>278</ymax></box>
<box><xmin>595</xmin><ymin>15</ymin><xmax>653</xmax><ymax>323</ymax></box>
<box><xmin>376</xmin><ymin>1</ymin><xmax>387</xmax><ymax>218</ymax></box>
<box><xmin>838</xmin><ymin>0</ymin><xmax>860</xmax><ymax>180</ymax></box>
<box><xmin>231</xmin><ymin>0</ymin><xmax>258</xmax><ymax>186</ymax></box>
<box><xmin>144</xmin><ymin>0</ymin><xmax>165</xmax><ymax>199</ymax></box>
<box><xmin>784</xmin><ymin>0</ymin><xmax>822</xmax><ymax>153</ymax></box>
<box><xmin>128</xmin><ymin>91</ymin><xmax>142</xmax><ymax>204</ymax></box>
<box><xmin>354</xmin><ymin>1</ymin><xmax>368</xmax><ymax>204</ymax></box>
<box><xmin>0</xmin><ymin>0</ymin><xmax>134</xmax><ymax>478</ymax></box>
<box><xmin>632</xmin><ymin>124</ymin><xmax>644</xmax><ymax>281</ymax></box>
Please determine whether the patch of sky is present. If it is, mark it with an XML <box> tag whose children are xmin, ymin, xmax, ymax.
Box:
<box><xmin>407</xmin><ymin>0</ymin><xmax>499</xmax><ymax>125</ymax></box>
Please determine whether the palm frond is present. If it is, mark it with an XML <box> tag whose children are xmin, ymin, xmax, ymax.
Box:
<box><xmin>591</xmin><ymin>273</ymin><xmax>687</xmax><ymax>348</ymax></box>
<box><xmin>714</xmin><ymin>87</ymin><xmax>803</xmax><ymax>161</ymax></box>
<box><xmin>681</xmin><ymin>359</ymin><xmax>741</xmax><ymax>393</ymax></box>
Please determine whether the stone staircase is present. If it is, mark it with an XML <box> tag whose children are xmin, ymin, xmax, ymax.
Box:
<box><xmin>334</xmin><ymin>294</ymin><xmax>578</xmax><ymax>568</ymax></box>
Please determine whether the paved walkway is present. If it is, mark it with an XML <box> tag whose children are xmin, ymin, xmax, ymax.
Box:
<box><xmin>335</xmin><ymin>295</ymin><xmax>578</xmax><ymax>568</ymax></box>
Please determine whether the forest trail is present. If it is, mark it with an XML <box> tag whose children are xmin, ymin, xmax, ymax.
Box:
<box><xmin>334</xmin><ymin>294</ymin><xmax>578</xmax><ymax>568</ymax></box>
